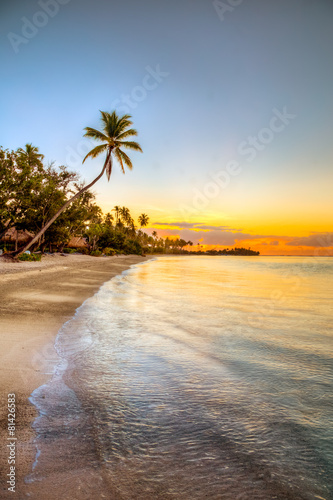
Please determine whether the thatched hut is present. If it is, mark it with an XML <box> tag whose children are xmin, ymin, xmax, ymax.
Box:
<box><xmin>1</xmin><ymin>228</ymin><xmax>34</xmax><ymax>251</ymax></box>
<box><xmin>67</xmin><ymin>236</ymin><xmax>88</xmax><ymax>249</ymax></box>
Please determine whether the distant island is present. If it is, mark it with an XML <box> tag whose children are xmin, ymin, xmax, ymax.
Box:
<box><xmin>191</xmin><ymin>247</ymin><xmax>260</xmax><ymax>256</ymax></box>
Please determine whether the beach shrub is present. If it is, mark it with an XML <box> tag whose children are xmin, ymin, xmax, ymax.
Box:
<box><xmin>63</xmin><ymin>248</ymin><xmax>76</xmax><ymax>254</ymax></box>
<box><xmin>98</xmin><ymin>229</ymin><xmax>126</xmax><ymax>251</ymax></box>
<box><xmin>123</xmin><ymin>239</ymin><xmax>143</xmax><ymax>255</ymax></box>
<box><xmin>103</xmin><ymin>247</ymin><xmax>117</xmax><ymax>256</ymax></box>
<box><xmin>90</xmin><ymin>249</ymin><xmax>102</xmax><ymax>257</ymax></box>
<box><xmin>18</xmin><ymin>252</ymin><xmax>42</xmax><ymax>262</ymax></box>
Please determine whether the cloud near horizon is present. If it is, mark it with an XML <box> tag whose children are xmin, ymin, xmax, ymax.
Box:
<box><xmin>153</xmin><ymin>222</ymin><xmax>241</xmax><ymax>231</ymax></box>
<box><xmin>286</xmin><ymin>232</ymin><xmax>333</xmax><ymax>247</ymax></box>
<box><xmin>149</xmin><ymin>227</ymin><xmax>263</xmax><ymax>246</ymax></box>
<box><xmin>147</xmin><ymin>226</ymin><xmax>333</xmax><ymax>253</ymax></box>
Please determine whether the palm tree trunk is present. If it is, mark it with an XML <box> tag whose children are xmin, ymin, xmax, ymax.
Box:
<box><xmin>15</xmin><ymin>150</ymin><xmax>111</xmax><ymax>256</ymax></box>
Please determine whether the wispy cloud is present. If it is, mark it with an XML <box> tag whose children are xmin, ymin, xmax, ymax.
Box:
<box><xmin>153</xmin><ymin>221</ymin><xmax>240</xmax><ymax>231</ymax></box>
<box><xmin>154</xmin><ymin>221</ymin><xmax>198</xmax><ymax>229</ymax></box>
<box><xmin>195</xmin><ymin>225</ymin><xmax>241</xmax><ymax>231</ymax></box>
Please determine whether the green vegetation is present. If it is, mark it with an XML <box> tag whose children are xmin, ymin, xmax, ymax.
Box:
<box><xmin>0</xmin><ymin>144</ymin><xmax>102</xmax><ymax>254</ymax></box>
<box><xmin>0</xmin><ymin>144</ymin><xmax>194</xmax><ymax>256</ymax></box>
<box><xmin>18</xmin><ymin>253</ymin><xmax>42</xmax><ymax>262</ymax></box>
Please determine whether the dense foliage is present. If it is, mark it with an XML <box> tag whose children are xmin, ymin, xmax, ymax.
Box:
<box><xmin>0</xmin><ymin>146</ymin><xmax>193</xmax><ymax>256</ymax></box>
<box><xmin>0</xmin><ymin>146</ymin><xmax>102</xmax><ymax>253</ymax></box>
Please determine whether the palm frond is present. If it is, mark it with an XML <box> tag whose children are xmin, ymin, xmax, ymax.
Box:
<box><xmin>102</xmin><ymin>112</ymin><xmax>110</xmax><ymax>135</ymax></box>
<box><xmin>84</xmin><ymin>127</ymin><xmax>109</xmax><ymax>143</ymax></box>
<box><xmin>117</xmin><ymin>141</ymin><xmax>143</xmax><ymax>152</ymax></box>
<box><xmin>82</xmin><ymin>144</ymin><xmax>108</xmax><ymax>163</ymax></box>
<box><xmin>116</xmin><ymin>128</ymin><xmax>138</xmax><ymax>140</ymax></box>
<box><xmin>113</xmin><ymin>149</ymin><xmax>125</xmax><ymax>174</ymax></box>
<box><xmin>113</xmin><ymin>115</ymin><xmax>133</xmax><ymax>137</ymax></box>
<box><xmin>117</xmin><ymin>149</ymin><xmax>133</xmax><ymax>171</ymax></box>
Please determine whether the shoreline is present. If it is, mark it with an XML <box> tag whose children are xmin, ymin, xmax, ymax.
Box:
<box><xmin>0</xmin><ymin>254</ymin><xmax>147</xmax><ymax>498</ymax></box>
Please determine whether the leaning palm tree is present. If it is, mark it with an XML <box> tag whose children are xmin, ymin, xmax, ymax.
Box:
<box><xmin>16</xmin><ymin>111</ymin><xmax>142</xmax><ymax>255</ymax></box>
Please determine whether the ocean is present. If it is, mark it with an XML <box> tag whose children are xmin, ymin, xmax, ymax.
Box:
<box><xmin>29</xmin><ymin>256</ymin><xmax>333</xmax><ymax>499</ymax></box>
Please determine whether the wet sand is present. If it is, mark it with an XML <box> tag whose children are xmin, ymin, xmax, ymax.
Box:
<box><xmin>0</xmin><ymin>254</ymin><xmax>147</xmax><ymax>499</ymax></box>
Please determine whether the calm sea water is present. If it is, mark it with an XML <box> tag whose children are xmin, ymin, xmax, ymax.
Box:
<box><xmin>29</xmin><ymin>256</ymin><xmax>333</xmax><ymax>499</ymax></box>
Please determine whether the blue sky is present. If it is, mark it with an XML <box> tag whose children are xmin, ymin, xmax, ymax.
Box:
<box><xmin>1</xmin><ymin>0</ymin><xmax>333</xmax><ymax>253</ymax></box>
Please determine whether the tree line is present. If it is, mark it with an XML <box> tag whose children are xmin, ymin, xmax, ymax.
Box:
<box><xmin>0</xmin><ymin>145</ymin><xmax>194</xmax><ymax>256</ymax></box>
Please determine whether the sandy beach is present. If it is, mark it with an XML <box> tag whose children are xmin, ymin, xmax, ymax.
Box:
<box><xmin>0</xmin><ymin>254</ymin><xmax>147</xmax><ymax>498</ymax></box>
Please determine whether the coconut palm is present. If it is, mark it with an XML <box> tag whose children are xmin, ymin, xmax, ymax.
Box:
<box><xmin>129</xmin><ymin>218</ymin><xmax>137</xmax><ymax>237</ymax></box>
<box><xmin>138</xmin><ymin>213</ymin><xmax>149</xmax><ymax>228</ymax></box>
<box><xmin>112</xmin><ymin>205</ymin><xmax>121</xmax><ymax>224</ymax></box>
<box><xmin>16</xmin><ymin>111</ymin><xmax>142</xmax><ymax>255</ymax></box>
<box><xmin>120</xmin><ymin>206</ymin><xmax>131</xmax><ymax>226</ymax></box>
<box><xmin>17</xmin><ymin>143</ymin><xmax>44</xmax><ymax>169</ymax></box>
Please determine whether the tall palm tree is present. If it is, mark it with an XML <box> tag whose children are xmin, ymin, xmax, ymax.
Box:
<box><xmin>16</xmin><ymin>111</ymin><xmax>142</xmax><ymax>255</ymax></box>
<box><xmin>138</xmin><ymin>213</ymin><xmax>149</xmax><ymax>228</ymax></box>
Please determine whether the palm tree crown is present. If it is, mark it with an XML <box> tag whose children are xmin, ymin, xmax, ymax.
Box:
<box><xmin>83</xmin><ymin>110</ymin><xmax>142</xmax><ymax>180</ymax></box>
<box><xmin>17</xmin><ymin>143</ymin><xmax>44</xmax><ymax>169</ymax></box>
<box><xmin>138</xmin><ymin>213</ymin><xmax>149</xmax><ymax>228</ymax></box>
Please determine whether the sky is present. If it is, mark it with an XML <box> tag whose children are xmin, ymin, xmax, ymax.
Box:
<box><xmin>1</xmin><ymin>0</ymin><xmax>333</xmax><ymax>255</ymax></box>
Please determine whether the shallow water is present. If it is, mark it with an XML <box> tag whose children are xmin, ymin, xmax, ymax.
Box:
<box><xmin>29</xmin><ymin>256</ymin><xmax>333</xmax><ymax>499</ymax></box>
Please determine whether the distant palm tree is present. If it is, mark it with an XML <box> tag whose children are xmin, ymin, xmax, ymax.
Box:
<box><xmin>104</xmin><ymin>212</ymin><xmax>114</xmax><ymax>227</ymax></box>
<box><xmin>129</xmin><ymin>218</ymin><xmax>137</xmax><ymax>237</ymax></box>
<box><xmin>16</xmin><ymin>111</ymin><xmax>142</xmax><ymax>255</ymax></box>
<box><xmin>112</xmin><ymin>205</ymin><xmax>121</xmax><ymax>224</ymax></box>
<box><xmin>17</xmin><ymin>143</ymin><xmax>44</xmax><ymax>169</ymax></box>
<box><xmin>120</xmin><ymin>206</ymin><xmax>131</xmax><ymax>225</ymax></box>
<box><xmin>138</xmin><ymin>213</ymin><xmax>149</xmax><ymax>228</ymax></box>
<box><xmin>150</xmin><ymin>230</ymin><xmax>158</xmax><ymax>250</ymax></box>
